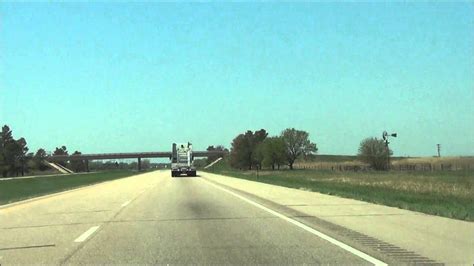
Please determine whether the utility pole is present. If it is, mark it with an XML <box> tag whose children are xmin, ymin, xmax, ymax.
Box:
<box><xmin>437</xmin><ymin>144</ymin><xmax>441</xmax><ymax>157</ymax></box>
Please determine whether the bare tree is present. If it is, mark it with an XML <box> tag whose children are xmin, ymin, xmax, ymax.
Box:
<box><xmin>281</xmin><ymin>128</ymin><xmax>317</xmax><ymax>170</ymax></box>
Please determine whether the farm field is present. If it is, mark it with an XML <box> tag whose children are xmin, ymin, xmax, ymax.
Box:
<box><xmin>295</xmin><ymin>155</ymin><xmax>474</xmax><ymax>171</ymax></box>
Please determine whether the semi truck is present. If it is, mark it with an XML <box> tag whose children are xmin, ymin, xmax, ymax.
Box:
<box><xmin>171</xmin><ymin>142</ymin><xmax>196</xmax><ymax>177</ymax></box>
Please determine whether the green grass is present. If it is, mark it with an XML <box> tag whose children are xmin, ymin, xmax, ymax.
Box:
<box><xmin>206</xmin><ymin>159</ymin><xmax>474</xmax><ymax>221</ymax></box>
<box><xmin>0</xmin><ymin>170</ymin><xmax>142</xmax><ymax>205</ymax></box>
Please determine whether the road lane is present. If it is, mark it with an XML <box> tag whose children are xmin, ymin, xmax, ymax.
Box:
<box><xmin>64</xmin><ymin>172</ymin><xmax>370</xmax><ymax>264</ymax></box>
<box><xmin>0</xmin><ymin>171</ymin><xmax>163</xmax><ymax>264</ymax></box>
<box><xmin>1</xmin><ymin>170</ymin><xmax>373</xmax><ymax>264</ymax></box>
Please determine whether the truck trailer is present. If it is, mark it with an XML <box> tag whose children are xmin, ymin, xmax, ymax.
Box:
<box><xmin>171</xmin><ymin>142</ymin><xmax>196</xmax><ymax>177</ymax></box>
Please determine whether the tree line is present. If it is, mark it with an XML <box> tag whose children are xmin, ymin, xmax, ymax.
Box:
<box><xmin>223</xmin><ymin>129</ymin><xmax>392</xmax><ymax>171</ymax></box>
<box><xmin>0</xmin><ymin>125</ymin><xmax>88</xmax><ymax>177</ymax></box>
<box><xmin>229</xmin><ymin>128</ymin><xmax>318</xmax><ymax>170</ymax></box>
<box><xmin>0</xmin><ymin>125</ymin><xmax>84</xmax><ymax>177</ymax></box>
<box><xmin>0</xmin><ymin>124</ymin><xmax>149</xmax><ymax>178</ymax></box>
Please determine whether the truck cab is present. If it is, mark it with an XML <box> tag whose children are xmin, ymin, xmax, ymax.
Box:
<box><xmin>171</xmin><ymin>142</ymin><xmax>196</xmax><ymax>177</ymax></box>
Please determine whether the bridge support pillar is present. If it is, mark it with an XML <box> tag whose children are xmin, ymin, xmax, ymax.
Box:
<box><xmin>138</xmin><ymin>158</ymin><xmax>142</xmax><ymax>171</ymax></box>
<box><xmin>85</xmin><ymin>160</ymin><xmax>89</xmax><ymax>172</ymax></box>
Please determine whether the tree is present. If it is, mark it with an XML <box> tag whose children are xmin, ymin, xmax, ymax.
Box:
<box><xmin>206</xmin><ymin>145</ymin><xmax>228</xmax><ymax>164</ymax></box>
<box><xmin>193</xmin><ymin>158</ymin><xmax>208</xmax><ymax>168</ymax></box>
<box><xmin>1</xmin><ymin>125</ymin><xmax>13</xmax><ymax>144</ymax></box>
<box><xmin>252</xmin><ymin>143</ymin><xmax>265</xmax><ymax>170</ymax></box>
<box><xmin>141</xmin><ymin>159</ymin><xmax>151</xmax><ymax>170</ymax></box>
<box><xmin>1</xmin><ymin>125</ymin><xmax>14</xmax><ymax>177</ymax></box>
<box><xmin>0</xmin><ymin>125</ymin><xmax>30</xmax><ymax>177</ymax></box>
<box><xmin>281</xmin><ymin>128</ymin><xmax>318</xmax><ymax>170</ymax></box>
<box><xmin>251</xmin><ymin>129</ymin><xmax>268</xmax><ymax>169</ymax></box>
<box><xmin>53</xmin><ymin>146</ymin><xmax>68</xmax><ymax>167</ymax></box>
<box><xmin>129</xmin><ymin>161</ymin><xmax>138</xmax><ymax>170</ymax></box>
<box><xmin>70</xmin><ymin>151</ymin><xmax>86</xmax><ymax>172</ymax></box>
<box><xmin>15</xmin><ymin>137</ymin><xmax>29</xmax><ymax>176</ymax></box>
<box><xmin>261</xmin><ymin>136</ymin><xmax>286</xmax><ymax>170</ymax></box>
<box><xmin>0</xmin><ymin>145</ymin><xmax>5</xmax><ymax>177</ymax></box>
<box><xmin>230</xmin><ymin>129</ymin><xmax>268</xmax><ymax>170</ymax></box>
<box><xmin>34</xmin><ymin>148</ymin><xmax>48</xmax><ymax>171</ymax></box>
<box><xmin>358</xmin><ymin>137</ymin><xmax>392</xmax><ymax>170</ymax></box>
<box><xmin>26</xmin><ymin>152</ymin><xmax>35</xmax><ymax>171</ymax></box>
<box><xmin>230</xmin><ymin>131</ymin><xmax>252</xmax><ymax>169</ymax></box>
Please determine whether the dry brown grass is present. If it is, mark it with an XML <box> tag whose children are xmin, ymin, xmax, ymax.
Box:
<box><xmin>394</xmin><ymin>156</ymin><xmax>473</xmax><ymax>164</ymax></box>
<box><xmin>313</xmin><ymin>173</ymin><xmax>473</xmax><ymax>199</ymax></box>
<box><xmin>295</xmin><ymin>156</ymin><xmax>474</xmax><ymax>171</ymax></box>
<box><xmin>295</xmin><ymin>161</ymin><xmax>366</xmax><ymax>169</ymax></box>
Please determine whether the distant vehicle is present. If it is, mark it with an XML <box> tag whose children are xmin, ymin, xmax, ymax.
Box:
<box><xmin>170</xmin><ymin>142</ymin><xmax>196</xmax><ymax>177</ymax></box>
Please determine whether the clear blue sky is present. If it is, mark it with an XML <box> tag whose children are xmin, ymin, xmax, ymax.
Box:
<box><xmin>1</xmin><ymin>2</ymin><xmax>473</xmax><ymax>157</ymax></box>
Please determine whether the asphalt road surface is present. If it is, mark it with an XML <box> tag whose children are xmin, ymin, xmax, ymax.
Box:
<box><xmin>0</xmin><ymin>170</ymin><xmax>378</xmax><ymax>264</ymax></box>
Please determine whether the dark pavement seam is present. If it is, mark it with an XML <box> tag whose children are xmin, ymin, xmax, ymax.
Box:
<box><xmin>0</xmin><ymin>244</ymin><xmax>56</xmax><ymax>251</ymax></box>
<box><xmin>1</xmin><ymin>222</ymin><xmax>99</xmax><ymax>230</ymax></box>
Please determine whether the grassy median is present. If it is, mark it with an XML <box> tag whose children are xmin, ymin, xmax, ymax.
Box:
<box><xmin>206</xmin><ymin>160</ymin><xmax>474</xmax><ymax>221</ymax></box>
<box><xmin>0</xmin><ymin>170</ymin><xmax>142</xmax><ymax>205</ymax></box>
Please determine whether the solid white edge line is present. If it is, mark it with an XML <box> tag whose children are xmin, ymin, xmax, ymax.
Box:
<box><xmin>74</xmin><ymin>226</ymin><xmax>100</xmax><ymax>243</ymax></box>
<box><xmin>121</xmin><ymin>200</ymin><xmax>132</xmax><ymax>207</ymax></box>
<box><xmin>203</xmin><ymin>179</ymin><xmax>388</xmax><ymax>266</ymax></box>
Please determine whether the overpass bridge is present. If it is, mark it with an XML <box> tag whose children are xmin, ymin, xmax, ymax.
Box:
<box><xmin>45</xmin><ymin>150</ymin><xmax>226</xmax><ymax>172</ymax></box>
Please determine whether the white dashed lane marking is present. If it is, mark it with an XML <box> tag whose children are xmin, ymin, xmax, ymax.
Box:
<box><xmin>74</xmin><ymin>226</ymin><xmax>100</xmax><ymax>243</ymax></box>
<box><xmin>121</xmin><ymin>200</ymin><xmax>131</xmax><ymax>207</ymax></box>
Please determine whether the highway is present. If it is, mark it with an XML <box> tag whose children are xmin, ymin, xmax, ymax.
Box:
<box><xmin>0</xmin><ymin>170</ymin><xmax>377</xmax><ymax>264</ymax></box>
